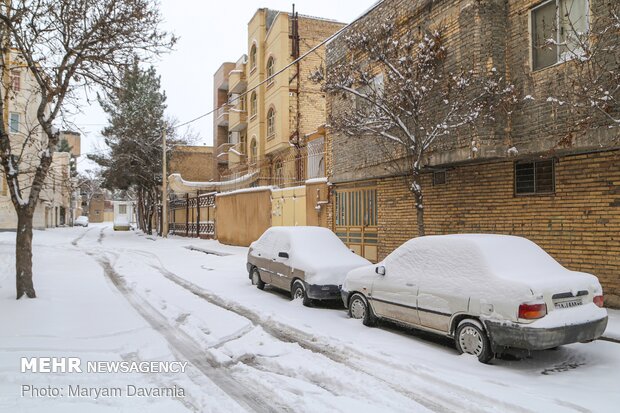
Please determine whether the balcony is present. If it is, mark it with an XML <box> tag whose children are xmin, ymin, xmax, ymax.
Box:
<box><xmin>228</xmin><ymin>108</ymin><xmax>247</xmax><ymax>132</ymax></box>
<box><xmin>229</xmin><ymin>68</ymin><xmax>247</xmax><ymax>94</ymax></box>
<box><xmin>228</xmin><ymin>143</ymin><xmax>246</xmax><ymax>167</ymax></box>
<box><xmin>216</xmin><ymin>143</ymin><xmax>234</xmax><ymax>164</ymax></box>
<box><xmin>215</xmin><ymin>105</ymin><xmax>229</xmax><ymax>126</ymax></box>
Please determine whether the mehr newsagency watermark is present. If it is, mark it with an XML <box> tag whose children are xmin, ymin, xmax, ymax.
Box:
<box><xmin>20</xmin><ymin>357</ymin><xmax>187</xmax><ymax>399</ymax></box>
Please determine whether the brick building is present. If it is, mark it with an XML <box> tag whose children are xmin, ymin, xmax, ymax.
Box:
<box><xmin>213</xmin><ymin>8</ymin><xmax>345</xmax><ymax>187</ymax></box>
<box><xmin>169</xmin><ymin>145</ymin><xmax>217</xmax><ymax>182</ymax></box>
<box><xmin>325</xmin><ymin>0</ymin><xmax>620</xmax><ymax>306</ymax></box>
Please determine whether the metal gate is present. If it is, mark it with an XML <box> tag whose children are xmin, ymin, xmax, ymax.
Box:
<box><xmin>168</xmin><ymin>192</ymin><xmax>216</xmax><ymax>238</ymax></box>
<box><xmin>334</xmin><ymin>186</ymin><xmax>378</xmax><ymax>262</ymax></box>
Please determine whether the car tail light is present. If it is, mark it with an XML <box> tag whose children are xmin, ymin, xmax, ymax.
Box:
<box><xmin>594</xmin><ymin>295</ymin><xmax>604</xmax><ymax>308</ymax></box>
<box><xmin>518</xmin><ymin>302</ymin><xmax>547</xmax><ymax>319</ymax></box>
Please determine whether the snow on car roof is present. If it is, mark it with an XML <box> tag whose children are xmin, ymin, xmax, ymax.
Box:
<box><xmin>254</xmin><ymin>226</ymin><xmax>370</xmax><ymax>278</ymax></box>
<box><xmin>390</xmin><ymin>234</ymin><xmax>586</xmax><ymax>285</ymax></box>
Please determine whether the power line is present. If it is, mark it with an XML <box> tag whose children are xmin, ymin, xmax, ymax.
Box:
<box><xmin>173</xmin><ymin>2</ymin><xmax>383</xmax><ymax>129</ymax></box>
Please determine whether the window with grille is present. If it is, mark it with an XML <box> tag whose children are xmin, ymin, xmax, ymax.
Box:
<box><xmin>515</xmin><ymin>160</ymin><xmax>555</xmax><ymax>195</ymax></box>
<box><xmin>118</xmin><ymin>204</ymin><xmax>127</xmax><ymax>214</ymax></box>
<box><xmin>433</xmin><ymin>171</ymin><xmax>446</xmax><ymax>185</ymax></box>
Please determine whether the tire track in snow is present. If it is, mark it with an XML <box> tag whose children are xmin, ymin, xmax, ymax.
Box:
<box><xmin>141</xmin><ymin>254</ymin><xmax>534</xmax><ymax>413</ymax></box>
<box><xmin>94</xmin><ymin>253</ymin><xmax>291</xmax><ymax>413</ymax></box>
<box><xmin>71</xmin><ymin>227</ymin><xmax>95</xmax><ymax>246</ymax></box>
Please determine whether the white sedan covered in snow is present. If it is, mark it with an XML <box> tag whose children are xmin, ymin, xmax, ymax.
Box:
<box><xmin>247</xmin><ymin>226</ymin><xmax>371</xmax><ymax>306</ymax></box>
<box><xmin>341</xmin><ymin>234</ymin><xmax>608</xmax><ymax>363</ymax></box>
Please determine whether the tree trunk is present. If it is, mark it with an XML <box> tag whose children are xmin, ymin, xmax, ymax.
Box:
<box><xmin>411</xmin><ymin>169</ymin><xmax>425</xmax><ymax>237</ymax></box>
<box><xmin>15</xmin><ymin>210</ymin><xmax>36</xmax><ymax>299</ymax></box>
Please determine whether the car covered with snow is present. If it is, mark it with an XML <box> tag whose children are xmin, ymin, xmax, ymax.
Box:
<box><xmin>341</xmin><ymin>234</ymin><xmax>608</xmax><ymax>363</ymax></box>
<box><xmin>247</xmin><ymin>226</ymin><xmax>371</xmax><ymax>306</ymax></box>
<box><xmin>74</xmin><ymin>216</ymin><xmax>89</xmax><ymax>227</ymax></box>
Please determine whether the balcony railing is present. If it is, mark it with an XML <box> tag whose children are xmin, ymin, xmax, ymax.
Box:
<box><xmin>215</xmin><ymin>105</ymin><xmax>229</xmax><ymax>126</ymax></box>
<box><xmin>216</xmin><ymin>142</ymin><xmax>234</xmax><ymax>164</ymax></box>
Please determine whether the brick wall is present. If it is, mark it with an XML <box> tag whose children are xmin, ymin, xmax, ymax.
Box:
<box><xmin>373</xmin><ymin>149</ymin><xmax>620</xmax><ymax>307</ymax></box>
<box><xmin>169</xmin><ymin>146</ymin><xmax>217</xmax><ymax>182</ymax></box>
<box><xmin>326</xmin><ymin>0</ymin><xmax>619</xmax><ymax>184</ymax></box>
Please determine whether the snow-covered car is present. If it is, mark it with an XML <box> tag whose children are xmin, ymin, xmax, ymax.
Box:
<box><xmin>247</xmin><ymin>226</ymin><xmax>371</xmax><ymax>306</ymax></box>
<box><xmin>74</xmin><ymin>216</ymin><xmax>89</xmax><ymax>227</ymax></box>
<box><xmin>341</xmin><ymin>234</ymin><xmax>608</xmax><ymax>363</ymax></box>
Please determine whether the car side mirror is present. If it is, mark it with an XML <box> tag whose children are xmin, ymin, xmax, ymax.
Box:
<box><xmin>375</xmin><ymin>266</ymin><xmax>386</xmax><ymax>276</ymax></box>
<box><xmin>278</xmin><ymin>252</ymin><xmax>289</xmax><ymax>259</ymax></box>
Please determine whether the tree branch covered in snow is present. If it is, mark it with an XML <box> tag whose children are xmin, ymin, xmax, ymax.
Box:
<box><xmin>319</xmin><ymin>15</ymin><xmax>516</xmax><ymax>236</ymax></box>
<box><xmin>0</xmin><ymin>0</ymin><xmax>175</xmax><ymax>299</ymax></box>
<box><xmin>543</xmin><ymin>2</ymin><xmax>620</xmax><ymax>144</ymax></box>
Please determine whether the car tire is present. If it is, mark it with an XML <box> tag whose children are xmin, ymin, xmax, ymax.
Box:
<box><xmin>251</xmin><ymin>268</ymin><xmax>265</xmax><ymax>290</ymax></box>
<box><xmin>291</xmin><ymin>280</ymin><xmax>312</xmax><ymax>307</ymax></box>
<box><xmin>348</xmin><ymin>293</ymin><xmax>377</xmax><ymax>327</ymax></box>
<box><xmin>455</xmin><ymin>319</ymin><xmax>493</xmax><ymax>363</ymax></box>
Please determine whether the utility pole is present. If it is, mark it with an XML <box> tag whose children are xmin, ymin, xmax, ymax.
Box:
<box><xmin>161</xmin><ymin>127</ymin><xmax>168</xmax><ymax>237</ymax></box>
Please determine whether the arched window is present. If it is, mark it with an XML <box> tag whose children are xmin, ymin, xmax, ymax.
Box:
<box><xmin>250</xmin><ymin>138</ymin><xmax>257</xmax><ymax>162</ymax></box>
<box><xmin>267</xmin><ymin>108</ymin><xmax>275</xmax><ymax>137</ymax></box>
<box><xmin>266</xmin><ymin>56</ymin><xmax>275</xmax><ymax>84</ymax></box>
<box><xmin>250</xmin><ymin>43</ymin><xmax>257</xmax><ymax>71</ymax></box>
<box><xmin>250</xmin><ymin>92</ymin><xmax>257</xmax><ymax>117</ymax></box>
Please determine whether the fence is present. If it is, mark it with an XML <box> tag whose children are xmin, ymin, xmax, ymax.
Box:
<box><xmin>220</xmin><ymin>145</ymin><xmax>325</xmax><ymax>191</ymax></box>
<box><xmin>168</xmin><ymin>192</ymin><xmax>216</xmax><ymax>238</ymax></box>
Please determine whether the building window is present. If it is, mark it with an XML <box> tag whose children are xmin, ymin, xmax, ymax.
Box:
<box><xmin>118</xmin><ymin>204</ymin><xmax>127</xmax><ymax>214</ymax></box>
<box><xmin>267</xmin><ymin>108</ymin><xmax>275</xmax><ymax>138</ymax></box>
<box><xmin>240</xmin><ymin>95</ymin><xmax>246</xmax><ymax>112</ymax></box>
<box><xmin>355</xmin><ymin>73</ymin><xmax>384</xmax><ymax>114</ymax></box>
<box><xmin>9</xmin><ymin>113</ymin><xmax>19</xmax><ymax>133</ymax></box>
<box><xmin>10</xmin><ymin>70</ymin><xmax>20</xmax><ymax>92</ymax></box>
<box><xmin>515</xmin><ymin>159</ymin><xmax>555</xmax><ymax>195</ymax></box>
<box><xmin>266</xmin><ymin>56</ymin><xmax>275</xmax><ymax>85</ymax></box>
<box><xmin>250</xmin><ymin>44</ymin><xmax>257</xmax><ymax>71</ymax></box>
<box><xmin>531</xmin><ymin>0</ymin><xmax>588</xmax><ymax>71</ymax></box>
<box><xmin>250</xmin><ymin>92</ymin><xmax>257</xmax><ymax>118</ymax></box>
<box><xmin>273</xmin><ymin>160</ymin><xmax>283</xmax><ymax>186</ymax></box>
<box><xmin>433</xmin><ymin>170</ymin><xmax>446</xmax><ymax>185</ymax></box>
<box><xmin>250</xmin><ymin>138</ymin><xmax>257</xmax><ymax>162</ymax></box>
<box><xmin>307</xmin><ymin>137</ymin><xmax>325</xmax><ymax>179</ymax></box>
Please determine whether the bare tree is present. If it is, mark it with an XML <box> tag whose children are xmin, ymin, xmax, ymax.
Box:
<box><xmin>319</xmin><ymin>16</ymin><xmax>516</xmax><ymax>236</ymax></box>
<box><xmin>0</xmin><ymin>0</ymin><xmax>175</xmax><ymax>299</ymax></box>
<box><xmin>542</xmin><ymin>1</ymin><xmax>620</xmax><ymax>143</ymax></box>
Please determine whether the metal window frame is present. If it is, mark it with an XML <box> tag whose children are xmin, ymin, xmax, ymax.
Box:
<box><xmin>514</xmin><ymin>159</ymin><xmax>556</xmax><ymax>196</ymax></box>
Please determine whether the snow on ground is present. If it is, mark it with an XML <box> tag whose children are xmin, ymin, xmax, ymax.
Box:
<box><xmin>1</xmin><ymin>224</ymin><xmax>619</xmax><ymax>412</ymax></box>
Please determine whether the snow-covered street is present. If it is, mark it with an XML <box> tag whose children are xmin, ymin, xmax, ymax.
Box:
<box><xmin>1</xmin><ymin>224</ymin><xmax>619</xmax><ymax>412</ymax></box>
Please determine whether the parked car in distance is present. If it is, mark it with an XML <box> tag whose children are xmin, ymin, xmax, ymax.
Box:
<box><xmin>247</xmin><ymin>226</ymin><xmax>371</xmax><ymax>306</ymax></box>
<box><xmin>341</xmin><ymin>234</ymin><xmax>608</xmax><ymax>363</ymax></box>
<box><xmin>74</xmin><ymin>216</ymin><xmax>89</xmax><ymax>227</ymax></box>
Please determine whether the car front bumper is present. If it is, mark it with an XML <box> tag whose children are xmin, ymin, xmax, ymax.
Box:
<box><xmin>484</xmin><ymin>316</ymin><xmax>608</xmax><ymax>351</ymax></box>
<box><xmin>306</xmin><ymin>283</ymin><xmax>341</xmax><ymax>301</ymax></box>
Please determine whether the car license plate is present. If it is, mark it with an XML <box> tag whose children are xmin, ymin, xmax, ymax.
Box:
<box><xmin>554</xmin><ymin>299</ymin><xmax>583</xmax><ymax>309</ymax></box>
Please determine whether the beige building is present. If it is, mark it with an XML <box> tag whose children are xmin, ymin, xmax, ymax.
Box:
<box><xmin>0</xmin><ymin>51</ymin><xmax>75</xmax><ymax>230</ymax></box>
<box><xmin>214</xmin><ymin>8</ymin><xmax>344</xmax><ymax>187</ymax></box>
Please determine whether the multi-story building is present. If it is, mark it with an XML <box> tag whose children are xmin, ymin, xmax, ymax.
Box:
<box><xmin>213</xmin><ymin>8</ymin><xmax>345</xmax><ymax>187</ymax></box>
<box><xmin>0</xmin><ymin>51</ymin><xmax>74</xmax><ymax>230</ymax></box>
<box><xmin>325</xmin><ymin>0</ymin><xmax>620</xmax><ymax>306</ymax></box>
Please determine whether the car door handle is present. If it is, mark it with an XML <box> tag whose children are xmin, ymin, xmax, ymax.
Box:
<box><xmin>405</xmin><ymin>283</ymin><xmax>415</xmax><ymax>287</ymax></box>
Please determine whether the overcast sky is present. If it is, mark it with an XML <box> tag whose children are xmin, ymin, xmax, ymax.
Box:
<box><xmin>71</xmin><ymin>0</ymin><xmax>379</xmax><ymax>171</ymax></box>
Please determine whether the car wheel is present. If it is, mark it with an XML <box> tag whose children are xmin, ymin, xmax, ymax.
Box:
<box><xmin>348</xmin><ymin>293</ymin><xmax>377</xmax><ymax>327</ymax></box>
<box><xmin>455</xmin><ymin>320</ymin><xmax>493</xmax><ymax>363</ymax></box>
<box><xmin>251</xmin><ymin>268</ymin><xmax>265</xmax><ymax>290</ymax></box>
<box><xmin>291</xmin><ymin>280</ymin><xmax>312</xmax><ymax>307</ymax></box>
